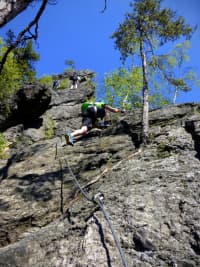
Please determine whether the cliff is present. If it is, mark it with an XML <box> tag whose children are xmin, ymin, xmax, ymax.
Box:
<box><xmin>0</xmin><ymin>80</ymin><xmax>199</xmax><ymax>267</ymax></box>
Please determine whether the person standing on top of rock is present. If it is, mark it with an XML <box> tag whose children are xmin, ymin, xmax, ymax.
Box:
<box><xmin>52</xmin><ymin>80</ymin><xmax>60</xmax><ymax>90</ymax></box>
<box><xmin>65</xmin><ymin>101</ymin><xmax>125</xmax><ymax>145</ymax></box>
<box><xmin>70</xmin><ymin>71</ymin><xmax>80</xmax><ymax>89</ymax></box>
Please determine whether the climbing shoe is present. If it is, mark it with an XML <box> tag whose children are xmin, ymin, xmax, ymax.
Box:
<box><xmin>99</xmin><ymin>121</ymin><xmax>110</xmax><ymax>128</ymax></box>
<box><xmin>65</xmin><ymin>132</ymin><xmax>74</xmax><ymax>146</ymax></box>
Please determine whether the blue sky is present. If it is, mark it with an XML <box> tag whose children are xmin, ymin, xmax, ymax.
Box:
<box><xmin>1</xmin><ymin>0</ymin><xmax>200</xmax><ymax>104</ymax></box>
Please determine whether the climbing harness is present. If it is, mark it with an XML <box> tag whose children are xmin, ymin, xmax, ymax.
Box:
<box><xmin>56</xmin><ymin>141</ymin><xmax>129</xmax><ymax>267</ymax></box>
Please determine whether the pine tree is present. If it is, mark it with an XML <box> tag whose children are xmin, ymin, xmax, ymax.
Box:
<box><xmin>111</xmin><ymin>0</ymin><xmax>193</xmax><ymax>145</ymax></box>
<box><xmin>0</xmin><ymin>38</ymin><xmax>21</xmax><ymax>101</ymax></box>
<box><xmin>6</xmin><ymin>31</ymin><xmax>39</xmax><ymax>82</ymax></box>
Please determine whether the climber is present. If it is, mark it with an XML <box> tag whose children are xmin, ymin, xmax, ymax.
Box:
<box><xmin>65</xmin><ymin>101</ymin><xmax>125</xmax><ymax>145</ymax></box>
<box><xmin>52</xmin><ymin>79</ymin><xmax>60</xmax><ymax>90</ymax></box>
<box><xmin>70</xmin><ymin>71</ymin><xmax>80</xmax><ymax>89</ymax></box>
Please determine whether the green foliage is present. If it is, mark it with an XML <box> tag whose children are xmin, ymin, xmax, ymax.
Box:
<box><xmin>0</xmin><ymin>133</ymin><xmax>7</xmax><ymax>159</ymax></box>
<box><xmin>104</xmin><ymin>67</ymin><xmax>143</xmax><ymax>109</ymax></box>
<box><xmin>85</xmin><ymin>95</ymin><xmax>95</xmax><ymax>103</ymax></box>
<box><xmin>112</xmin><ymin>0</ymin><xmax>193</xmax><ymax>62</ymax></box>
<box><xmin>149</xmin><ymin>41</ymin><xmax>200</xmax><ymax>103</ymax></box>
<box><xmin>5</xmin><ymin>30</ymin><xmax>39</xmax><ymax>82</ymax></box>
<box><xmin>111</xmin><ymin>0</ymin><xmax>194</xmax><ymax>109</ymax></box>
<box><xmin>0</xmin><ymin>38</ymin><xmax>21</xmax><ymax>102</ymax></box>
<box><xmin>0</xmin><ymin>36</ymin><xmax>40</xmax><ymax>109</ymax></box>
<box><xmin>59</xmin><ymin>78</ymin><xmax>69</xmax><ymax>89</ymax></box>
<box><xmin>38</xmin><ymin>76</ymin><xmax>71</xmax><ymax>90</ymax></box>
<box><xmin>14</xmin><ymin>40</ymin><xmax>39</xmax><ymax>82</ymax></box>
<box><xmin>111</xmin><ymin>0</ymin><xmax>193</xmax><ymax>143</ymax></box>
<box><xmin>44</xmin><ymin>117</ymin><xmax>55</xmax><ymax>139</ymax></box>
<box><xmin>149</xmin><ymin>93</ymin><xmax>169</xmax><ymax>109</ymax></box>
<box><xmin>104</xmin><ymin>66</ymin><xmax>169</xmax><ymax>109</ymax></box>
<box><xmin>38</xmin><ymin>75</ymin><xmax>53</xmax><ymax>87</ymax></box>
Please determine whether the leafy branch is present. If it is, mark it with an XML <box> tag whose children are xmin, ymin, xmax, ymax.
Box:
<box><xmin>0</xmin><ymin>0</ymin><xmax>48</xmax><ymax>74</ymax></box>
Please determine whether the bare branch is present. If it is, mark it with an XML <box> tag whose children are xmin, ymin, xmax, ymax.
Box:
<box><xmin>0</xmin><ymin>0</ymin><xmax>48</xmax><ymax>74</ymax></box>
<box><xmin>100</xmin><ymin>0</ymin><xmax>107</xmax><ymax>13</ymax></box>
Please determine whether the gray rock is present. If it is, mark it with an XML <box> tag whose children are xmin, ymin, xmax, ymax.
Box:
<box><xmin>0</xmin><ymin>80</ymin><xmax>200</xmax><ymax>267</ymax></box>
<box><xmin>0</xmin><ymin>83</ymin><xmax>51</xmax><ymax>131</ymax></box>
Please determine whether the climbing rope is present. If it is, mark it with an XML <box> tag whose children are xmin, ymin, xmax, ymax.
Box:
<box><xmin>63</xmin><ymin>156</ymin><xmax>129</xmax><ymax>267</ymax></box>
<box><xmin>65</xmin><ymin>159</ymin><xmax>93</xmax><ymax>202</ymax></box>
<box><xmin>55</xmin><ymin>139</ymin><xmax>129</xmax><ymax>267</ymax></box>
<box><xmin>93</xmin><ymin>192</ymin><xmax>129</xmax><ymax>267</ymax></box>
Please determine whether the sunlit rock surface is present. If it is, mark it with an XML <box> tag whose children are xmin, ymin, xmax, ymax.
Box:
<box><xmin>0</xmin><ymin>81</ymin><xmax>199</xmax><ymax>267</ymax></box>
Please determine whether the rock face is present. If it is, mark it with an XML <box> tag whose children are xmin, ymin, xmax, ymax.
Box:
<box><xmin>0</xmin><ymin>81</ymin><xmax>199</xmax><ymax>267</ymax></box>
<box><xmin>0</xmin><ymin>83</ymin><xmax>52</xmax><ymax>131</ymax></box>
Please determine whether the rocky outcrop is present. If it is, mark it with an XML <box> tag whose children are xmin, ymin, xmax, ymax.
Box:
<box><xmin>0</xmin><ymin>72</ymin><xmax>95</xmax><ymax>132</ymax></box>
<box><xmin>0</xmin><ymin>83</ymin><xmax>51</xmax><ymax>131</ymax></box>
<box><xmin>0</xmin><ymin>81</ymin><xmax>199</xmax><ymax>267</ymax></box>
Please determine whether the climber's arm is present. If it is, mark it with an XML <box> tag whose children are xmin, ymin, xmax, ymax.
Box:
<box><xmin>105</xmin><ymin>105</ymin><xmax>125</xmax><ymax>113</ymax></box>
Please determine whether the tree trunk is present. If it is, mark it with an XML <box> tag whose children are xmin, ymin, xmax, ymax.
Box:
<box><xmin>0</xmin><ymin>0</ymin><xmax>33</xmax><ymax>28</ymax></box>
<box><xmin>140</xmin><ymin>40</ymin><xmax>149</xmax><ymax>145</ymax></box>
<box><xmin>173</xmin><ymin>87</ymin><xmax>178</xmax><ymax>104</ymax></box>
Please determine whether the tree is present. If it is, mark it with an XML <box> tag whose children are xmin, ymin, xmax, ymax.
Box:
<box><xmin>37</xmin><ymin>75</ymin><xmax>53</xmax><ymax>87</ymax></box>
<box><xmin>150</xmin><ymin>41</ymin><xmax>200</xmax><ymax>104</ymax></box>
<box><xmin>104</xmin><ymin>67</ymin><xmax>143</xmax><ymax>109</ymax></box>
<box><xmin>0</xmin><ymin>36</ymin><xmax>39</xmax><ymax>111</ymax></box>
<box><xmin>6</xmin><ymin>35</ymin><xmax>40</xmax><ymax>82</ymax></box>
<box><xmin>65</xmin><ymin>59</ymin><xmax>75</xmax><ymax>70</ymax></box>
<box><xmin>0</xmin><ymin>38</ymin><xmax>21</xmax><ymax>103</ymax></box>
<box><xmin>15</xmin><ymin>40</ymin><xmax>39</xmax><ymax>82</ymax></box>
<box><xmin>5</xmin><ymin>30</ymin><xmax>39</xmax><ymax>82</ymax></box>
<box><xmin>0</xmin><ymin>0</ymin><xmax>107</xmax><ymax>73</ymax></box>
<box><xmin>111</xmin><ymin>0</ymin><xmax>193</xmax><ymax>145</ymax></box>
<box><xmin>0</xmin><ymin>1</ymin><xmax>108</xmax><ymax>28</ymax></box>
<box><xmin>0</xmin><ymin>0</ymin><xmax>49</xmax><ymax>73</ymax></box>
<box><xmin>104</xmin><ymin>65</ymin><xmax>170</xmax><ymax>110</ymax></box>
<box><xmin>0</xmin><ymin>0</ymin><xmax>108</xmax><ymax>28</ymax></box>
